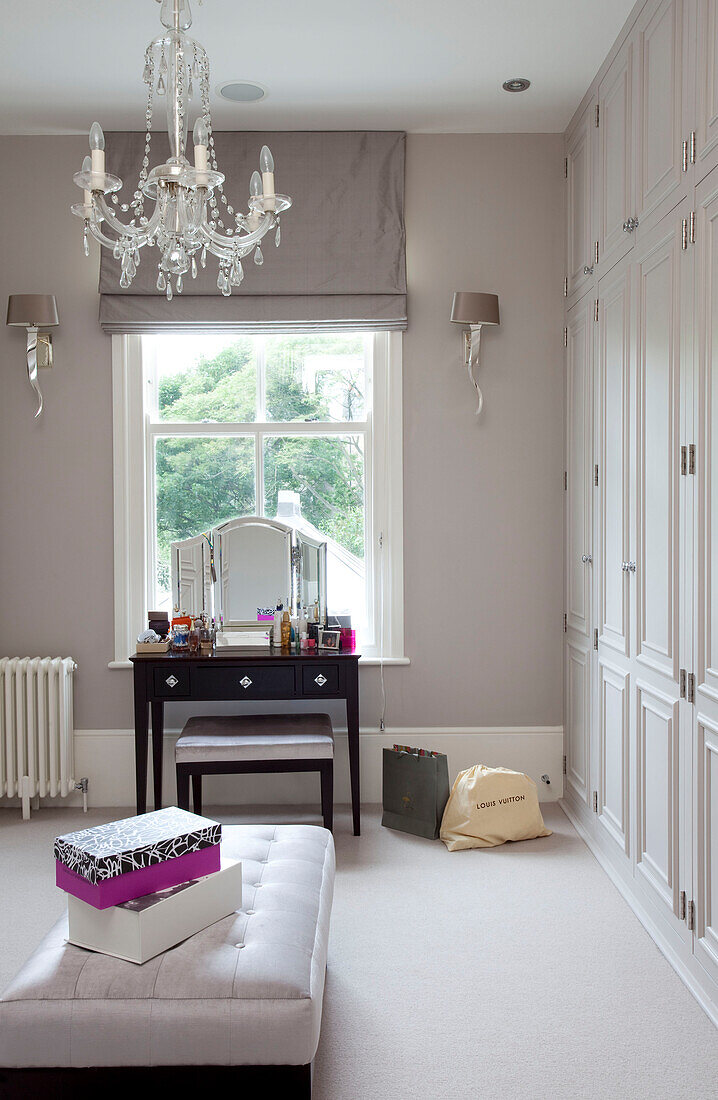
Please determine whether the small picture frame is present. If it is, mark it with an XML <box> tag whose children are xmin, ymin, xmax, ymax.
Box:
<box><xmin>318</xmin><ymin>628</ymin><xmax>341</xmax><ymax>650</ymax></box>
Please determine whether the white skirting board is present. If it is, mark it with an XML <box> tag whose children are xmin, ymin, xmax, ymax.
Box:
<box><xmin>0</xmin><ymin>727</ymin><xmax>563</xmax><ymax>809</ymax></box>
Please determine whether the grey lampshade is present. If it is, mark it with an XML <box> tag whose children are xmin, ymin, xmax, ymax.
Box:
<box><xmin>6</xmin><ymin>294</ymin><xmax>59</xmax><ymax>328</ymax></box>
<box><xmin>450</xmin><ymin>291</ymin><xmax>500</xmax><ymax>326</ymax></box>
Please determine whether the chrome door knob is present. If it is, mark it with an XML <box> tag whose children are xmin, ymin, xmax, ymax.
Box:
<box><xmin>583</xmin><ymin>265</ymin><xmax>594</xmax><ymax>275</ymax></box>
<box><xmin>581</xmin><ymin>554</ymin><xmax>593</xmax><ymax>564</ymax></box>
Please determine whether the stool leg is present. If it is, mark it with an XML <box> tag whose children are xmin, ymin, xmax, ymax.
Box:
<box><xmin>192</xmin><ymin>774</ymin><xmax>203</xmax><ymax>816</ymax></box>
<box><xmin>176</xmin><ymin>766</ymin><xmax>190</xmax><ymax>811</ymax></box>
<box><xmin>320</xmin><ymin>760</ymin><xmax>333</xmax><ymax>833</ymax></box>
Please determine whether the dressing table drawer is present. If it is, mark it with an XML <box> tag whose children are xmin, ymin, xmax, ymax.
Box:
<box><xmin>153</xmin><ymin>666</ymin><xmax>191</xmax><ymax>697</ymax></box>
<box><xmin>302</xmin><ymin>664</ymin><xmax>341</xmax><ymax>695</ymax></box>
<box><xmin>194</xmin><ymin>665</ymin><xmax>295</xmax><ymax>700</ymax></box>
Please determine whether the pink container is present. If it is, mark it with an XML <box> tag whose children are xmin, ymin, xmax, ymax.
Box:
<box><xmin>56</xmin><ymin>844</ymin><xmax>221</xmax><ymax>910</ymax></box>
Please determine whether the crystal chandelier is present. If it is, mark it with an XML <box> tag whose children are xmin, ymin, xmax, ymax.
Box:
<box><xmin>71</xmin><ymin>0</ymin><xmax>291</xmax><ymax>300</ymax></box>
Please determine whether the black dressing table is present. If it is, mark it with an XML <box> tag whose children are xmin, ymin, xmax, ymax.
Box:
<box><xmin>130</xmin><ymin>647</ymin><xmax>361</xmax><ymax>835</ymax></box>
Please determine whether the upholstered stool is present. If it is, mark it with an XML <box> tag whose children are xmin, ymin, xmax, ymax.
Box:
<box><xmin>175</xmin><ymin>713</ymin><xmax>334</xmax><ymax>831</ymax></box>
<box><xmin>0</xmin><ymin>824</ymin><xmax>335</xmax><ymax>1097</ymax></box>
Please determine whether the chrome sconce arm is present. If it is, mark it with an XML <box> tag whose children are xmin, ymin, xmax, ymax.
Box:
<box><xmin>464</xmin><ymin>324</ymin><xmax>484</xmax><ymax>417</ymax></box>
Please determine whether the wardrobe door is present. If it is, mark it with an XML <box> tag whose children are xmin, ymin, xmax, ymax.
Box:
<box><xmin>595</xmin><ymin>258</ymin><xmax>634</xmax><ymax>860</ymax></box>
<box><xmin>567</xmin><ymin>102</ymin><xmax>596</xmax><ymax>305</ymax></box>
<box><xmin>693</xmin><ymin>167</ymin><xmax>718</xmax><ymax>983</ymax></box>
<box><xmin>632</xmin><ymin>203</ymin><xmax>692</xmax><ymax>937</ymax></box>
<box><xmin>565</xmin><ymin>294</ymin><xmax>594</xmax><ymax>807</ymax></box>
<box><xmin>597</xmin><ymin>37</ymin><xmax>636</xmax><ymax>277</ymax></box>
<box><xmin>695</xmin><ymin>0</ymin><xmax>718</xmax><ymax>183</ymax></box>
<box><xmin>635</xmin><ymin>0</ymin><xmax>691</xmax><ymax>234</ymax></box>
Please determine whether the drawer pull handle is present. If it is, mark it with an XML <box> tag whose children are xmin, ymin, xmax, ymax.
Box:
<box><xmin>240</xmin><ymin>676</ymin><xmax>253</xmax><ymax>689</ymax></box>
<box><xmin>165</xmin><ymin>675</ymin><xmax>179</xmax><ymax>688</ymax></box>
<box><xmin>315</xmin><ymin>674</ymin><xmax>328</xmax><ymax>687</ymax></box>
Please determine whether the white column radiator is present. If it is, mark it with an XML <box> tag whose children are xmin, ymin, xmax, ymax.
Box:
<box><xmin>0</xmin><ymin>657</ymin><xmax>78</xmax><ymax>819</ymax></box>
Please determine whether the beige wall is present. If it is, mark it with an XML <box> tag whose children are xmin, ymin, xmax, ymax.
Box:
<box><xmin>0</xmin><ymin>132</ymin><xmax>564</xmax><ymax>732</ymax></box>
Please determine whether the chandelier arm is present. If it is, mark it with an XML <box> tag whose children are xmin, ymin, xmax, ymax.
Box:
<box><xmin>200</xmin><ymin>213</ymin><xmax>273</xmax><ymax>255</ymax></box>
<box><xmin>86</xmin><ymin>220</ymin><xmax>126</xmax><ymax>251</ymax></box>
<box><xmin>94</xmin><ymin>195</ymin><xmax>149</xmax><ymax>240</ymax></box>
<box><xmin>94</xmin><ymin>195</ymin><xmax>164</xmax><ymax>245</ymax></box>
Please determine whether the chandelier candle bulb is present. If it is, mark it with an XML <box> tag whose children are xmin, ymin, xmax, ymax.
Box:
<box><xmin>260</xmin><ymin>145</ymin><xmax>275</xmax><ymax>210</ymax></box>
<box><xmin>89</xmin><ymin>121</ymin><xmax>105</xmax><ymax>178</ymax></box>
<box><xmin>193</xmin><ymin>117</ymin><xmax>208</xmax><ymax>181</ymax></box>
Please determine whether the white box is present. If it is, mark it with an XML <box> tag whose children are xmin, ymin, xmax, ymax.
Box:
<box><xmin>66</xmin><ymin>856</ymin><xmax>242</xmax><ymax>964</ymax></box>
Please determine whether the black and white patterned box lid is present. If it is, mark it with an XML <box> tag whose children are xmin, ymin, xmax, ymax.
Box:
<box><xmin>53</xmin><ymin>807</ymin><xmax>221</xmax><ymax>885</ymax></box>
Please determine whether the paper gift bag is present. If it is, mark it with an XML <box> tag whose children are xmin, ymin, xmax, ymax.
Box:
<box><xmin>381</xmin><ymin>745</ymin><xmax>450</xmax><ymax>840</ymax></box>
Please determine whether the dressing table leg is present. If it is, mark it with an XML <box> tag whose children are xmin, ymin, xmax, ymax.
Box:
<box><xmin>133</xmin><ymin>676</ymin><xmax>149</xmax><ymax>815</ymax></box>
<box><xmin>346</xmin><ymin>661</ymin><xmax>361</xmax><ymax>835</ymax></box>
<box><xmin>151</xmin><ymin>701</ymin><xmax>164</xmax><ymax>810</ymax></box>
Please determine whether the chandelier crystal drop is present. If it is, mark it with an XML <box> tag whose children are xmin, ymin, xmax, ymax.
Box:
<box><xmin>71</xmin><ymin>0</ymin><xmax>291</xmax><ymax>297</ymax></box>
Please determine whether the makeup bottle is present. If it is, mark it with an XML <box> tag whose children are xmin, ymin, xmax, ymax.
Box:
<box><xmin>273</xmin><ymin>601</ymin><xmax>283</xmax><ymax>648</ymax></box>
<box><xmin>281</xmin><ymin>607</ymin><xmax>291</xmax><ymax>648</ymax></box>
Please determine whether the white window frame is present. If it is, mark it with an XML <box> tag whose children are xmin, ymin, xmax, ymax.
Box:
<box><xmin>110</xmin><ymin>330</ymin><xmax>406</xmax><ymax>667</ymax></box>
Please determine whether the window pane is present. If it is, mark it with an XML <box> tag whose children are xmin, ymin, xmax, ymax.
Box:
<box><xmin>154</xmin><ymin>436</ymin><xmax>255</xmax><ymax>606</ymax></box>
<box><xmin>265</xmin><ymin>333</ymin><xmax>367</xmax><ymax>422</ymax></box>
<box><xmin>150</xmin><ymin>334</ymin><xmax>258</xmax><ymax>423</ymax></box>
<box><xmin>263</xmin><ymin>435</ymin><xmax>366</xmax><ymax>627</ymax></box>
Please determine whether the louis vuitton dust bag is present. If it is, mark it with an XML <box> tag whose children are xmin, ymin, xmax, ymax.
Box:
<box><xmin>440</xmin><ymin>764</ymin><xmax>552</xmax><ymax>851</ymax></box>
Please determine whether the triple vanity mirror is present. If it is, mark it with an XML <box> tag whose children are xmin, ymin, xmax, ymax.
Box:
<box><xmin>170</xmin><ymin>516</ymin><xmax>328</xmax><ymax>635</ymax></box>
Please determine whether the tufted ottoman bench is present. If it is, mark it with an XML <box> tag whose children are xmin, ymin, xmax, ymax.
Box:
<box><xmin>0</xmin><ymin>824</ymin><xmax>334</xmax><ymax>1098</ymax></box>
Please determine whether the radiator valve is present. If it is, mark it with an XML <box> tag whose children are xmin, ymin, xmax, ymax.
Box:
<box><xmin>75</xmin><ymin>777</ymin><xmax>89</xmax><ymax>813</ymax></box>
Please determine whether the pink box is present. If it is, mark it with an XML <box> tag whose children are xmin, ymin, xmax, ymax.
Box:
<box><xmin>56</xmin><ymin>844</ymin><xmax>221</xmax><ymax>910</ymax></box>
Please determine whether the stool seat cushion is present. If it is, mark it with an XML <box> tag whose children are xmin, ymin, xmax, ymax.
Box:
<box><xmin>0</xmin><ymin>824</ymin><xmax>335</xmax><ymax>1069</ymax></box>
<box><xmin>175</xmin><ymin>714</ymin><xmax>334</xmax><ymax>763</ymax></box>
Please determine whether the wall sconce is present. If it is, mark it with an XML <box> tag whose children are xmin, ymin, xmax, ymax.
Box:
<box><xmin>450</xmin><ymin>291</ymin><xmax>500</xmax><ymax>416</ymax></box>
<box><xmin>6</xmin><ymin>295</ymin><xmax>59</xmax><ymax>419</ymax></box>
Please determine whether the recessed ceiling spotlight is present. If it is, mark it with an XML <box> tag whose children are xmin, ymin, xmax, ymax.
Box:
<box><xmin>217</xmin><ymin>81</ymin><xmax>266</xmax><ymax>103</ymax></box>
<box><xmin>502</xmin><ymin>77</ymin><xmax>531</xmax><ymax>93</ymax></box>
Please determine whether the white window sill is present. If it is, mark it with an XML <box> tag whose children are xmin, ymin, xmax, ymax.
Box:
<box><xmin>108</xmin><ymin>655</ymin><xmax>410</xmax><ymax>670</ymax></box>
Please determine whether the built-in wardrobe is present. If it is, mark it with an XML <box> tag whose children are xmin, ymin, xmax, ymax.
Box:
<box><xmin>563</xmin><ymin>0</ymin><xmax>718</xmax><ymax>1022</ymax></box>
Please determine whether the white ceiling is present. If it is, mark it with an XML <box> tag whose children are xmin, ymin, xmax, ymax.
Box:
<box><xmin>3</xmin><ymin>0</ymin><xmax>634</xmax><ymax>135</ymax></box>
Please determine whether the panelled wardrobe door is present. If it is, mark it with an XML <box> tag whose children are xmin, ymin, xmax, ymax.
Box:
<box><xmin>594</xmin><ymin>257</ymin><xmax>634</xmax><ymax>862</ymax></box>
<box><xmin>632</xmin><ymin>202</ymin><xmax>693</xmax><ymax>939</ymax></box>
<box><xmin>693</xmin><ymin>165</ymin><xmax>718</xmax><ymax>985</ymax></box>
<box><xmin>565</xmin><ymin>293</ymin><xmax>594</xmax><ymax>808</ymax></box>
<box><xmin>695</xmin><ymin>0</ymin><xmax>718</xmax><ymax>185</ymax></box>
<box><xmin>634</xmin><ymin>0</ymin><xmax>692</xmax><ymax>235</ymax></box>
<box><xmin>597</xmin><ymin>35</ymin><xmax>636</xmax><ymax>279</ymax></box>
<box><xmin>567</xmin><ymin>101</ymin><xmax>596</xmax><ymax>305</ymax></box>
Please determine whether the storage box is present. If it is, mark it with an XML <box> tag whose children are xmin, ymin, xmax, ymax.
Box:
<box><xmin>57</xmin><ymin>844</ymin><xmax>220</xmax><ymax>909</ymax></box>
<box><xmin>54</xmin><ymin>807</ymin><xmax>221</xmax><ymax>908</ymax></box>
<box><xmin>135</xmin><ymin>640</ymin><xmax>170</xmax><ymax>653</ymax></box>
<box><xmin>66</xmin><ymin>856</ymin><xmax>243</xmax><ymax>964</ymax></box>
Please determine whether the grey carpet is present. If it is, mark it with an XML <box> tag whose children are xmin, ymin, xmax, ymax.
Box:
<box><xmin>0</xmin><ymin>803</ymin><xmax>716</xmax><ymax>1098</ymax></box>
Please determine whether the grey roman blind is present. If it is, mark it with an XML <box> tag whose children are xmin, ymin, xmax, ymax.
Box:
<box><xmin>98</xmin><ymin>130</ymin><xmax>406</xmax><ymax>332</ymax></box>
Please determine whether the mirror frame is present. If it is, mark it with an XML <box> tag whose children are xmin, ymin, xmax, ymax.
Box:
<box><xmin>170</xmin><ymin>516</ymin><xmax>329</xmax><ymax>631</ymax></box>
<box><xmin>213</xmin><ymin>516</ymin><xmax>294</xmax><ymax>630</ymax></box>
<box><xmin>294</xmin><ymin>529</ymin><xmax>328</xmax><ymax>624</ymax></box>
